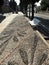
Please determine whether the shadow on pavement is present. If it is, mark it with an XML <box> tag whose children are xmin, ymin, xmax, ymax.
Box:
<box><xmin>0</xmin><ymin>15</ymin><xmax>6</xmax><ymax>23</ymax></box>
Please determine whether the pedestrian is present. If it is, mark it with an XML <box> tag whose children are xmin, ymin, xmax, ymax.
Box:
<box><xmin>9</xmin><ymin>0</ymin><xmax>17</xmax><ymax>13</ymax></box>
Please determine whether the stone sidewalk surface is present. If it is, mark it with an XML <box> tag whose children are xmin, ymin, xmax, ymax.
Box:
<box><xmin>0</xmin><ymin>15</ymin><xmax>49</xmax><ymax>65</ymax></box>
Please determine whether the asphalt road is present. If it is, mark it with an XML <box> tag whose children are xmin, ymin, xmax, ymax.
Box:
<box><xmin>34</xmin><ymin>13</ymin><xmax>49</xmax><ymax>28</ymax></box>
<box><xmin>34</xmin><ymin>13</ymin><xmax>49</xmax><ymax>19</ymax></box>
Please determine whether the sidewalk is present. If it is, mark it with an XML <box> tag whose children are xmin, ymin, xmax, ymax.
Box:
<box><xmin>0</xmin><ymin>14</ymin><xmax>34</xmax><ymax>63</ymax></box>
<box><xmin>0</xmin><ymin>13</ymin><xmax>49</xmax><ymax>65</ymax></box>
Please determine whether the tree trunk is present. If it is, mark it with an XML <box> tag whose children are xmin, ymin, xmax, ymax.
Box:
<box><xmin>31</xmin><ymin>4</ymin><xmax>34</xmax><ymax>20</ymax></box>
<box><xmin>29</xmin><ymin>4</ymin><xmax>30</xmax><ymax>18</ymax></box>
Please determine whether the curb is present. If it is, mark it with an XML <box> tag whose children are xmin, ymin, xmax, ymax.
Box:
<box><xmin>0</xmin><ymin>12</ymin><xmax>24</xmax><ymax>33</ymax></box>
<box><xmin>36</xmin><ymin>31</ymin><xmax>49</xmax><ymax>48</ymax></box>
<box><xmin>0</xmin><ymin>14</ymin><xmax>18</xmax><ymax>33</ymax></box>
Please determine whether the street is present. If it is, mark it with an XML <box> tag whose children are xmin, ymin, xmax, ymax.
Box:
<box><xmin>34</xmin><ymin>13</ymin><xmax>49</xmax><ymax>19</ymax></box>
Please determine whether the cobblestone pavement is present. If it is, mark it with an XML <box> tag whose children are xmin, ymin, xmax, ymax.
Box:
<box><xmin>0</xmin><ymin>15</ymin><xmax>49</xmax><ymax>65</ymax></box>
